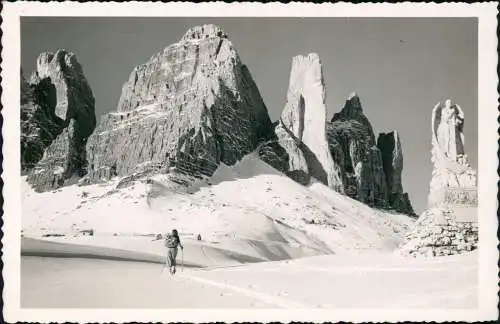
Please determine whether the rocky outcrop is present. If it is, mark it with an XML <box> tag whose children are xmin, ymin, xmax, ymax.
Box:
<box><xmin>86</xmin><ymin>25</ymin><xmax>272</xmax><ymax>183</ymax></box>
<box><xmin>330</xmin><ymin>92</ymin><xmax>375</xmax><ymax>144</ymax></box>
<box><xmin>377</xmin><ymin>131</ymin><xmax>415</xmax><ymax>215</ymax></box>
<box><xmin>257</xmin><ymin>122</ymin><xmax>291</xmax><ymax>177</ymax></box>
<box><xmin>21</xmin><ymin>69</ymin><xmax>32</xmax><ymax>104</ymax></box>
<box><xmin>377</xmin><ymin>131</ymin><xmax>403</xmax><ymax>194</ymax></box>
<box><xmin>21</xmin><ymin>51</ymin><xmax>96</xmax><ymax>191</ymax></box>
<box><xmin>259</xmin><ymin>53</ymin><xmax>343</xmax><ymax>191</ymax></box>
<box><xmin>400</xmin><ymin>100</ymin><xmax>477</xmax><ymax>256</ymax></box>
<box><xmin>259</xmin><ymin>68</ymin><xmax>414</xmax><ymax>214</ymax></box>
<box><xmin>326</xmin><ymin>93</ymin><xmax>387</xmax><ymax>207</ymax></box>
<box><xmin>326</xmin><ymin>93</ymin><xmax>414</xmax><ymax>214</ymax></box>
<box><xmin>21</xmin><ymin>70</ymin><xmax>64</xmax><ymax>172</ymax></box>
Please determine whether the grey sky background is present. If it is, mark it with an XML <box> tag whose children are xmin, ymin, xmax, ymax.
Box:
<box><xmin>21</xmin><ymin>17</ymin><xmax>478</xmax><ymax>213</ymax></box>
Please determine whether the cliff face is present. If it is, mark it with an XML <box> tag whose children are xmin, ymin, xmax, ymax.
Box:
<box><xmin>378</xmin><ymin>131</ymin><xmax>403</xmax><ymax>195</ymax></box>
<box><xmin>327</xmin><ymin>93</ymin><xmax>387</xmax><ymax>206</ymax></box>
<box><xmin>260</xmin><ymin>53</ymin><xmax>344</xmax><ymax>191</ymax></box>
<box><xmin>326</xmin><ymin>94</ymin><xmax>414</xmax><ymax>214</ymax></box>
<box><xmin>377</xmin><ymin>131</ymin><xmax>414</xmax><ymax>214</ymax></box>
<box><xmin>21</xmin><ymin>70</ymin><xmax>64</xmax><ymax>172</ymax></box>
<box><xmin>86</xmin><ymin>25</ymin><xmax>272</xmax><ymax>183</ymax></box>
<box><xmin>21</xmin><ymin>50</ymin><xmax>96</xmax><ymax>191</ymax></box>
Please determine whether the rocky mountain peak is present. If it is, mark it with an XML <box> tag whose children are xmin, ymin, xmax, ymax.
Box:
<box><xmin>31</xmin><ymin>49</ymin><xmax>95</xmax><ymax>130</ymax></box>
<box><xmin>347</xmin><ymin>91</ymin><xmax>358</xmax><ymax>100</ymax></box>
<box><xmin>291</xmin><ymin>52</ymin><xmax>321</xmax><ymax>68</ymax></box>
<box><xmin>34</xmin><ymin>49</ymin><xmax>82</xmax><ymax>84</ymax></box>
<box><xmin>260</xmin><ymin>57</ymin><xmax>414</xmax><ymax>215</ymax></box>
<box><xmin>181</xmin><ymin>24</ymin><xmax>228</xmax><ymax>41</ymax></box>
<box><xmin>86</xmin><ymin>25</ymin><xmax>272</xmax><ymax>184</ymax></box>
<box><xmin>331</xmin><ymin>93</ymin><xmax>375</xmax><ymax>145</ymax></box>
<box><xmin>22</xmin><ymin>49</ymin><xmax>96</xmax><ymax>191</ymax></box>
<box><xmin>116</xmin><ymin>24</ymin><xmax>244</xmax><ymax>115</ymax></box>
<box><xmin>336</xmin><ymin>92</ymin><xmax>363</xmax><ymax>118</ymax></box>
<box><xmin>326</xmin><ymin>93</ymin><xmax>414</xmax><ymax>214</ymax></box>
<box><xmin>281</xmin><ymin>52</ymin><xmax>326</xmax><ymax>134</ymax></box>
<box><xmin>36</xmin><ymin>49</ymin><xmax>71</xmax><ymax>67</ymax></box>
<box><xmin>345</xmin><ymin>92</ymin><xmax>366</xmax><ymax>116</ymax></box>
<box><xmin>260</xmin><ymin>53</ymin><xmax>344</xmax><ymax>191</ymax></box>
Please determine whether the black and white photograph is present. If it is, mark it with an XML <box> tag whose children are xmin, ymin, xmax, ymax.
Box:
<box><xmin>2</xmin><ymin>2</ymin><xmax>498</xmax><ymax>322</ymax></box>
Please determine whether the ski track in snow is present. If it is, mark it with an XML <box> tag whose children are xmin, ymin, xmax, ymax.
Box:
<box><xmin>21</xmin><ymin>247</ymin><xmax>478</xmax><ymax>308</ymax></box>
<box><xmin>177</xmin><ymin>271</ymin><xmax>307</xmax><ymax>308</ymax></box>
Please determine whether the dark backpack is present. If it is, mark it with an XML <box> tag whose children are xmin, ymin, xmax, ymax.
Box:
<box><xmin>164</xmin><ymin>234</ymin><xmax>178</xmax><ymax>248</ymax></box>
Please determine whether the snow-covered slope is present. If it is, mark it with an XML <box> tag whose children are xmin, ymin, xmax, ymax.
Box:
<box><xmin>23</xmin><ymin>153</ymin><xmax>480</xmax><ymax>311</ymax></box>
<box><xmin>22</xmin><ymin>153</ymin><xmax>415</xmax><ymax>264</ymax></box>
<box><xmin>22</xmin><ymin>249</ymin><xmax>477</xmax><ymax>308</ymax></box>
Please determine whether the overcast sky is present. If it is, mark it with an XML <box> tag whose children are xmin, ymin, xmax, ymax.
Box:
<box><xmin>21</xmin><ymin>17</ymin><xmax>477</xmax><ymax>213</ymax></box>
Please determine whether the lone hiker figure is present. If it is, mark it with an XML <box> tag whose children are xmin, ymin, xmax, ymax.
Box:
<box><xmin>164</xmin><ymin>229</ymin><xmax>184</xmax><ymax>275</ymax></box>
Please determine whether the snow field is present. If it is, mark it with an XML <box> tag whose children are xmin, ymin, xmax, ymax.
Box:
<box><xmin>21</xmin><ymin>153</ymin><xmax>477</xmax><ymax>309</ymax></box>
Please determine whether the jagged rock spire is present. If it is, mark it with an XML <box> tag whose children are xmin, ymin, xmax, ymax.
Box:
<box><xmin>326</xmin><ymin>93</ymin><xmax>414</xmax><ymax>215</ymax></box>
<box><xmin>267</xmin><ymin>53</ymin><xmax>343</xmax><ymax>190</ymax></box>
<box><xmin>22</xmin><ymin>50</ymin><xmax>96</xmax><ymax>191</ymax></box>
<box><xmin>377</xmin><ymin>131</ymin><xmax>414</xmax><ymax>215</ymax></box>
<box><xmin>331</xmin><ymin>92</ymin><xmax>375</xmax><ymax>145</ymax></box>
